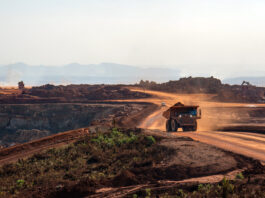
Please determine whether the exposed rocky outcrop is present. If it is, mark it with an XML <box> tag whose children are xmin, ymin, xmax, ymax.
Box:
<box><xmin>0</xmin><ymin>103</ymin><xmax>153</xmax><ymax>147</ymax></box>
<box><xmin>214</xmin><ymin>84</ymin><xmax>265</xmax><ymax>103</ymax></box>
<box><xmin>138</xmin><ymin>77</ymin><xmax>222</xmax><ymax>94</ymax></box>
<box><xmin>0</xmin><ymin>84</ymin><xmax>151</xmax><ymax>104</ymax></box>
<box><xmin>12</xmin><ymin>129</ymin><xmax>51</xmax><ymax>143</ymax></box>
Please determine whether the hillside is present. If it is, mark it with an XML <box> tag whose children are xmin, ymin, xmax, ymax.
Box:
<box><xmin>0</xmin><ymin>127</ymin><xmax>263</xmax><ymax>198</ymax></box>
<box><xmin>137</xmin><ymin>77</ymin><xmax>265</xmax><ymax>103</ymax></box>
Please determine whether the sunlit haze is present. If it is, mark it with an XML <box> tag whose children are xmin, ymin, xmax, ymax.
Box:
<box><xmin>1</xmin><ymin>0</ymin><xmax>265</xmax><ymax>78</ymax></box>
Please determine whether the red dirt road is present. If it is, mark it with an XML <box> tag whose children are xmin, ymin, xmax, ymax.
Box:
<box><xmin>129</xmin><ymin>88</ymin><xmax>265</xmax><ymax>163</ymax></box>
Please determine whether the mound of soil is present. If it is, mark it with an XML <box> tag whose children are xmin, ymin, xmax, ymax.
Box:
<box><xmin>137</xmin><ymin>77</ymin><xmax>265</xmax><ymax>103</ymax></box>
<box><xmin>0</xmin><ymin>84</ymin><xmax>151</xmax><ymax>104</ymax></box>
<box><xmin>112</xmin><ymin>170</ymin><xmax>139</xmax><ymax>187</ymax></box>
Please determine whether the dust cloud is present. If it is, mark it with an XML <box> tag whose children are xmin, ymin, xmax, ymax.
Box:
<box><xmin>130</xmin><ymin>88</ymin><xmax>265</xmax><ymax>132</ymax></box>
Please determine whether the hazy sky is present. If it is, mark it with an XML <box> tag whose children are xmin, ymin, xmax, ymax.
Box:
<box><xmin>1</xmin><ymin>0</ymin><xmax>265</xmax><ymax>77</ymax></box>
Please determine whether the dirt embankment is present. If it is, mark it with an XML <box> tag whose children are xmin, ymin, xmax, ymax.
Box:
<box><xmin>137</xmin><ymin>77</ymin><xmax>265</xmax><ymax>103</ymax></box>
<box><xmin>89</xmin><ymin>130</ymin><xmax>265</xmax><ymax>198</ymax></box>
<box><xmin>0</xmin><ymin>127</ymin><xmax>90</xmax><ymax>165</ymax></box>
<box><xmin>0</xmin><ymin>84</ymin><xmax>151</xmax><ymax>104</ymax></box>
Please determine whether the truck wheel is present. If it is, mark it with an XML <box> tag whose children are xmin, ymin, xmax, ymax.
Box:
<box><xmin>166</xmin><ymin>119</ymin><xmax>172</xmax><ymax>132</ymax></box>
<box><xmin>192</xmin><ymin>122</ymin><xmax>197</xmax><ymax>131</ymax></box>
<box><xmin>171</xmin><ymin>120</ymin><xmax>178</xmax><ymax>132</ymax></box>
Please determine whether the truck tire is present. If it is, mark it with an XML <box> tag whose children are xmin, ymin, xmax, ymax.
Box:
<box><xmin>166</xmin><ymin>119</ymin><xmax>172</xmax><ymax>132</ymax></box>
<box><xmin>171</xmin><ymin>120</ymin><xmax>178</xmax><ymax>132</ymax></box>
<box><xmin>192</xmin><ymin>122</ymin><xmax>197</xmax><ymax>131</ymax></box>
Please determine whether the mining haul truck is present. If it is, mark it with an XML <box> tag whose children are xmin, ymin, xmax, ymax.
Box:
<box><xmin>163</xmin><ymin>102</ymin><xmax>201</xmax><ymax>132</ymax></box>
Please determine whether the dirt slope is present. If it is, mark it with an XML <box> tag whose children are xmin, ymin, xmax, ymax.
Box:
<box><xmin>0</xmin><ymin>127</ymin><xmax>262</xmax><ymax>198</ymax></box>
<box><xmin>0</xmin><ymin>127</ymin><xmax>90</xmax><ymax>165</ymax></box>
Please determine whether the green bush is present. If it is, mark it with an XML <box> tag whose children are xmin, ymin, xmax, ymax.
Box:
<box><xmin>221</xmin><ymin>177</ymin><xmax>234</xmax><ymax>198</ymax></box>
<box><xmin>235</xmin><ymin>172</ymin><xmax>244</xmax><ymax>180</ymax></box>
<box><xmin>91</xmin><ymin>128</ymin><xmax>138</xmax><ymax>147</ymax></box>
<box><xmin>197</xmin><ymin>184</ymin><xmax>204</xmax><ymax>191</ymax></box>
<box><xmin>145</xmin><ymin>136</ymin><xmax>156</xmax><ymax>146</ymax></box>
<box><xmin>176</xmin><ymin>189</ymin><xmax>186</xmax><ymax>198</ymax></box>
<box><xmin>145</xmin><ymin>188</ymin><xmax>151</xmax><ymax>197</ymax></box>
<box><xmin>197</xmin><ymin>183</ymin><xmax>213</xmax><ymax>194</ymax></box>
<box><xmin>132</xmin><ymin>194</ymin><xmax>138</xmax><ymax>198</ymax></box>
<box><xmin>16</xmin><ymin>179</ymin><xmax>25</xmax><ymax>188</ymax></box>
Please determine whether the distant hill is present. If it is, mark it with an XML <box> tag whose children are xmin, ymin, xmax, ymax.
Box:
<box><xmin>0</xmin><ymin>63</ymin><xmax>180</xmax><ymax>86</ymax></box>
<box><xmin>1</xmin><ymin>63</ymin><xmax>264</xmax><ymax>87</ymax></box>
<box><xmin>223</xmin><ymin>77</ymin><xmax>265</xmax><ymax>87</ymax></box>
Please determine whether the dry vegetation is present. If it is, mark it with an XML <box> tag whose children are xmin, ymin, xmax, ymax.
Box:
<box><xmin>131</xmin><ymin>167</ymin><xmax>265</xmax><ymax>198</ymax></box>
<box><xmin>0</xmin><ymin>128</ymin><xmax>264</xmax><ymax>198</ymax></box>
<box><xmin>0</xmin><ymin>128</ymin><xmax>172</xmax><ymax>198</ymax></box>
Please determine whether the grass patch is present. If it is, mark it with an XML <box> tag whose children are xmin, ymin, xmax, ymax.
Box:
<box><xmin>235</xmin><ymin>172</ymin><xmax>244</xmax><ymax>180</ymax></box>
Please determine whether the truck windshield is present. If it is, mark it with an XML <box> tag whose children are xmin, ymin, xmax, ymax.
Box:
<box><xmin>176</xmin><ymin>109</ymin><xmax>197</xmax><ymax>116</ymax></box>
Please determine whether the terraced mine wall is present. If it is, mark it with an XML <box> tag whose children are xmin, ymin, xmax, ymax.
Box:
<box><xmin>0</xmin><ymin>102</ymin><xmax>155</xmax><ymax>147</ymax></box>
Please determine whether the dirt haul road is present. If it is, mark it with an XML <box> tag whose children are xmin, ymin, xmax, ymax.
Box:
<box><xmin>128</xmin><ymin>88</ymin><xmax>265</xmax><ymax>163</ymax></box>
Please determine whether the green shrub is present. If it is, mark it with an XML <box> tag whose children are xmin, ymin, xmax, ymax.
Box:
<box><xmin>145</xmin><ymin>188</ymin><xmax>151</xmax><ymax>197</ymax></box>
<box><xmin>198</xmin><ymin>184</ymin><xmax>204</xmax><ymax>191</ymax></box>
<box><xmin>132</xmin><ymin>194</ymin><xmax>138</xmax><ymax>198</ymax></box>
<box><xmin>16</xmin><ymin>179</ymin><xmax>25</xmax><ymax>188</ymax></box>
<box><xmin>176</xmin><ymin>189</ymin><xmax>186</xmax><ymax>198</ymax></box>
<box><xmin>221</xmin><ymin>177</ymin><xmax>234</xmax><ymax>198</ymax></box>
<box><xmin>197</xmin><ymin>183</ymin><xmax>213</xmax><ymax>194</ymax></box>
<box><xmin>235</xmin><ymin>172</ymin><xmax>244</xmax><ymax>180</ymax></box>
<box><xmin>91</xmin><ymin>128</ymin><xmax>139</xmax><ymax>147</ymax></box>
<box><xmin>145</xmin><ymin>136</ymin><xmax>156</xmax><ymax>146</ymax></box>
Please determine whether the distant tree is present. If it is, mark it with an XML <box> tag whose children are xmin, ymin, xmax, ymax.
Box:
<box><xmin>139</xmin><ymin>80</ymin><xmax>145</xmax><ymax>86</ymax></box>
<box><xmin>18</xmin><ymin>81</ymin><xmax>25</xmax><ymax>90</ymax></box>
